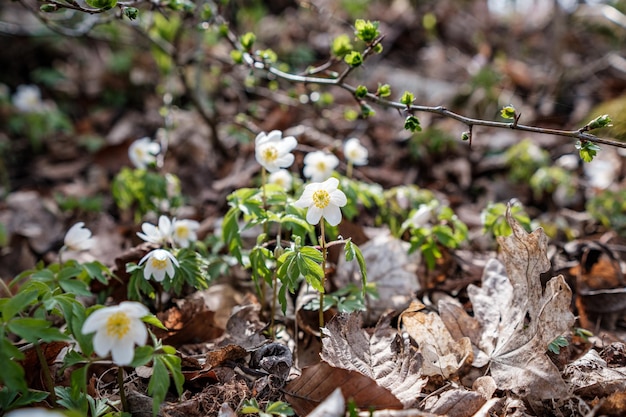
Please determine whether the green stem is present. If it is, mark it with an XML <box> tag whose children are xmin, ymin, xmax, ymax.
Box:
<box><xmin>118</xmin><ymin>366</ymin><xmax>129</xmax><ymax>413</ymax></box>
<box><xmin>270</xmin><ymin>270</ymin><xmax>278</xmax><ymax>340</ymax></box>
<box><xmin>319</xmin><ymin>221</ymin><xmax>327</xmax><ymax>331</ymax></box>
<box><xmin>346</xmin><ymin>161</ymin><xmax>353</xmax><ymax>179</ymax></box>
<box><xmin>35</xmin><ymin>342</ymin><xmax>57</xmax><ymax>404</ymax></box>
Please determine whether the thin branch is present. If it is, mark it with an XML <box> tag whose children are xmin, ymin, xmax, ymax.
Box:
<box><xmin>234</xmin><ymin>35</ymin><xmax>626</xmax><ymax>150</ymax></box>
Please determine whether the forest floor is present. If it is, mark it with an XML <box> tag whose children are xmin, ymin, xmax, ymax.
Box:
<box><xmin>2</xmin><ymin>1</ymin><xmax>626</xmax><ymax>416</ymax></box>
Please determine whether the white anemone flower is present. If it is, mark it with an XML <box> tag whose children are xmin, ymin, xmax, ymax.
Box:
<box><xmin>137</xmin><ymin>215</ymin><xmax>172</xmax><ymax>245</ymax></box>
<box><xmin>268</xmin><ymin>168</ymin><xmax>293</xmax><ymax>190</ymax></box>
<box><xmin>5</xmin><ymin>409</ymin><xmax>68</xmax><ymax>417</ymax></box>
<box><xmin>344</xmin><ymin>138</ymin><xmax>368</xmax><ymax>166</ymax></box>
<box><xmin>405</xmin><ymin>204</ymin><xmax>434</xmax><ymax>229</ymax></box>
<box><xmin>81</xmin><ymin>301</ymin><xmax>149</xmax><ymax>366</ymax></box>
<box><xmin>172</xmin><ymin>218</ymin><xmax>200</xmax><ymax>248</ymax></box>
<box><xmin>63</xmin><ymin>222</ymin><xmax>94</xmax><ymax>251</ymax></box>
<box><xmin>139</xmin><ymin>249</ymin><xmax>179</xmax><ymax>282</ymax></box>
<box><xmin>12</xmin><ymin>85</ymin><xmax>45</xmax><ymax>113</ymax></box>
<box><xmin>255</xmin><ymin>130</ymin><xmax>297</xmax><ymax>173</ymax></box>
<box><xmin>129</xmin><ymin>137</ymin><xmax>160</xmax><ymax>169</ymax></box>
<box><xmin>303</xmin><ymin>151</ymin><xmax>339</xmax><ymax>182</ymax></box>
<box><xmin>294</xmin><ymin>177</ymin><xmax>347</xmax><ymax>226</ymax></box>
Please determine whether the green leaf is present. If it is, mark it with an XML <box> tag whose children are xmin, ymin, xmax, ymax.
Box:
<box><xmin>2</xmin><ymin>288</ymin><xmax>39</xmax><ymax>320</ymax></box>
<box><xmin>400</xmin><ymin>91</ymin><xmax>415</xmax><ymax>106</ymax></box>
<box><xmin>354</xmin><ymin>19</ymin><xmax>380</xmax><ymax>43</ymax></box>
<box><xmin>331</xmin><ymin>34</ymin><xmax>353</xmax><ymax>57</ymax></box>
<box><xmin>500</xmin><ymin>105</ymin><xmax>516</xmax><ymax>119</ymax></box>
<box><xmin>85</xmin><ymin>0</ymin><xmax>117</xmax><ymax>9</ymax></box>
<box><xmin>130</xmin><ymin>346</ymin><xmax>155</xmax><ymax>367</ymax></box>
<box><xmin>575</xmin><ymin>140</ymin><xmax>600</xmax><ymax>163</ymax></box>
<box><xmin>58</xmin><ymin>278</ymin><xmax>92</xmax><ymax>297</ymax></box>
<box><xmin>344</xmin><ymin>51</ymin><xmax>362</xmax><ymax>67</ymax></box>
<box><xmin>586</xmin><ymin>114</ymin><xmax>612</xmax><ymax>130</ymax></box>
<box><xmin>0</xmin><ymin>339</ymin><xmax>27</xmax><ymax>393</ymax></box>
<box><xmin>265</xmin><ymin>400</ymin><xmax>295</xmax><ymax>416</ymax></box>
<box><xmin>142</xmin><ymin>314</ymin><xmax>167</xmax><ymax>330</ymax></box>
<box><xmin>161</xmin><ymin>352</ymin><xmax>184</xmax><ymax>396</ymax></box>
<box><xmin>148</xmin><ymin>357</ymin><xmax>170</xmax><ymax>417</ymax></box>
<box><xmin>8</xmin><ymin>317</ymin><xmax>70</xmax><ymax>343</ymax></box>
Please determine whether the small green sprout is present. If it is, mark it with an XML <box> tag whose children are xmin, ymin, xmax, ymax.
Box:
<box><xmin>85</xmin><ymin>0</ymin><xmax>117</xmax><ymax>9</ymax></box>
<box><xmin>331</xmin><ymin>34</ymin><xmax>353</xmax><ymax>57</ymax></box>
<box><xmin>344</xmin><ymin>51</ymin><xmax>363</xmax><ymax>67</ymax></box>
<box><xmin>240</xmin><ymin>32</ymin><xmax>256</xmax><ymax>50</ymax></box>
<box><xmin>404</xmin><ymin>115</ymin><xmax>421</xmax><ymax>132</ymax></box>
<box><xmin>376</xmin><ymin>83</ymin><xmax>391</xmax><ymax>97</ymax></box>
<box><xmin>400</xmin><ymin>91</ymin><xmax>415</xmax><ymax>106</ymax></box>
<box><xmin>586</xmin><ymin>114</ymin><xmax>612</xmax><ymax>130</ymax></box>
<box><xmin>548</xmin><ymin>335</ymin><xmax>569</xmax><ymax>355</ymax></box>
<box><xmin>123</xmin><ymin>6</ymin><xmax>138</xmax><ymax>20</ymax></box>
<box><xmin>575</xmin><ymin>140</ymin><xmax>600</xmax><ymax>163</ymax></box>
<box><xmin>354</xmin><ymin>19</ymin><xmax>380</xmax><ymax>43</ymax></box>
<box><xmin>461</xmin><ymin>131</ymin><xmax>470</xmax><ymax>141</ymax></box>
<box><xmin>355</xmin><ymin>85</ymin><xmax>368</xmax><ymax>98</ymax></box>
<box><xmin>500</xmin><ymin>105</ymin><xmax>517</xmax><ymax>120</ymax></box>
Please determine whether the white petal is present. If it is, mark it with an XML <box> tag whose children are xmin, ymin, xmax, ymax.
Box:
<box><xmin>111</xmin><ymin>337</ymin><xmax>135</xmax><ymax>366</ymax></box>
<box><xmin>329</xmin><ymin>190</ymin><xmax>347</xmax><ymax>207</ymax></box>
<box><xmin>82</xmin><ymin>308</ymin><xmax>110</xmax><ymax>334</ymax></box>
<box><xmin>93</xmin><ymin>329</ymin><xmax>114</xmax><ymax>357</ymax></box>
<box><xmin>130</xmin><ymin>321</ymin><xmax>148</xmax><ymax>346</ymax></box>
<box><xmin>119</xmin><ymin>301</ymin><xmax>149</xmax><ymax>318</ymax></box>
<box><xmin>281</xmin><ymin>135</ymin><xmax>297</xmax><ymax>152</ymax></box>
<box><xmin>165</xmin><ymin>262</ymin><xmax>175</xmax><ymax>278</ymax></box>
<box><xmin>306</xmin><ymin>206</ymin><xmax>323</xmax><ymax>225</ymax></box>
<box><xmin>275</xmin><ymin>154</ymin><xmax>295</xmax><ymax>169</ymax></box>
<box><xmin>323</xmin><ymin>205</ymin><xmax>343</xmax><ymax>226</ymax></box>
<box><xmin>138</xmin><ymin>251</ymin><xmax>152</xmax><ymax>266</ymax></box>
<box><xmin>153</xmin><ymin>268</ymin><xmax>166</xmax><ymax>282</ymax></box>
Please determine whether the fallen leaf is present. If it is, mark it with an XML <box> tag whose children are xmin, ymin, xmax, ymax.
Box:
<box><xmin>320</xmin><ymin>313</ymin><xmax>426</xmax><ymax>407</ymax></box>
<box><xmin>442</xmin><ymin>208</ymin><xmax>575</xmax><ymax>400</ymax></box>
<box><xmin>307</xmin><ymin>387</ymin><xmax>345</xmax><ymax>417</ymax></box>
<box><xmin>400</xmin><ymin>300</ymin><xmax>473</xmax><ymax>378</ymax></box>
<box><xmin>563</xmin><ymin>349</ymin><xmax>626</xmax><ymax>397</ymax></box>
<box><xmin>284</xmin><ymin>362</ymin><xmax>402</xmax><ymax>416</ymax></box>
<box><xmin>154</xmin><ymin>298</ymin><xmax>222</xmax><ymax>346</ymax></box>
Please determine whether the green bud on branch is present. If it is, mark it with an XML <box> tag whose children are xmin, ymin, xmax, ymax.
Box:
<box><xmin>257</xmin><ymin>49</ymin><xmax>277</xmax><ymax>63</ymax></box>
<box><xmin>400</xmin><ymin>91</ymin><xmax>415</xmax><ymax>106</ymax></box>
<box><xmin>230</xmin><ymin>50</ymin><xmax>243</xmax><ymax>64</ymax></box>
<box><xmin>331</xmin><ymin>34</ymin><xmax>353</xmax><ymax>57</ymax></box>
<box><xmin>500</xmin><ymin>105</ymin><xmax>517</xmax><ymax>120</ymax></box>
<box><xmin>354</xmin><ymin>19</ymin><xmax>380</xmax><ymax>43</ymax></box>
<box><xmin>40</xmin><ymin>3</ymin><xmax>58</xmax><ymax>12</ymax></box>
<box><xmin>461</xmin><ymin>131</ymin><xmax>470</xmax><ymax>141</ymax></box>
<box><xmin>86</xmin><ymin>0</ymin><xmax>117</xmax><ymax>8</ymax></box>
<box><xmin>575</xmin><ymin>140</ymin><xmax>600</xmax><ymax>163</ymax></box>
<box><xmin>355</xmin><ymin>85</ymin><xmax>368</xmax><ymax>98</ymax></box>
<box><xmin>344</xmin><ymin>51</ymin><xmax>363</xmax><ymax>67</ymax></box>
<box><xmin>240</xmin><ymin>32</ymin><xmax>256</xmax><ymax>50</ymax></box>
<box><xmin>404</xmin><ymin>115</ymin><xmax>422</xmax><ymax>132</ymax></box>
<box><xmin>586</xmin><ymin>114</ymin><xmax>612</xmax><ymax>130</ymax></box>
<box><xmin>361</xmin><ymin>103</ymin><xmax>375</xmax><ymax>118</ymax></box>
<box><xmin>376</xmin><ymin>83</ymin><xmax>391</xmax><ymax>97</ymax></box>
<box><xmin>123</xmin><ymin>7</ymin><xmax>138</xmax><ymax>20</ymax></box>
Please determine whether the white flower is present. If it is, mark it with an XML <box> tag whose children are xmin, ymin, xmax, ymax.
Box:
<box><xmin>139</xmin><ymin>249</ymin><xmax>179</xmax><ymax>282</ymax></box>
<box><xmin>268</xmin><ymin>169</ymin><xmax>293</xmax><ymax>190</ymax></box>
<box><xmin>294</xmin><ymin>177</ymin><xmax>347</xmax><ymax>226</ymax></box>
<box><xmin>12</xmin><ymin>85</ymin><xmax>45</xmax><ymax>113</ymax></box>
<box><xmin>5</xmin><ymin>409</ymin><xmax>68</xmax><ymax>417</ymax></box>
<box><xmin>303</xmin><ymin>151</ymin><xmax>339</xmax><ymax>182</ymax></box>
<box><xmin>81</xmin><ymin>301</ymin><xmax>149</xmax><ymax>366</ymax></box>
<box><xmin>172</xmin><ymin>218</ymin><xmax>200</xmax><ymax>248</ymax></box>
<box><xmin>344</xmin><ymin>138</ymin><xmax>368</xmax><ymax>166</ymax></box>
<box><xmin>137</xmin><ymin>215</ymin><xmax>172</xmax><ymax>245</ymax></box>
<box><xmin>63</xmin><ymin>222</ymin><xmax>93</xmax><ymax>251</ymax></box>
<box><xmin>255</xmin><ymin>130</ymin><xmax>297</xmax><ymax>173</ymax></box>
<box><xmin>406</xmin><ymin>204</ymin><xmax>434</xmax><ymax>229</ymax></box>
<box><xmin>129</xmin><ymin>137</ymin><xmax>160</xmax><ymax>169</ymax></box>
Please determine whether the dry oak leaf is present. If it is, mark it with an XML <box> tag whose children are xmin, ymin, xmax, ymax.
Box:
<box><xmin>320</xmin><ymin>313</ymin><xmax>426</xmax><ymax>408</ymax></box>
<box><xmin>400</xmin><ymin>300</ymin><xmax>473</xmax><ymax>378</ymax></box>
<box><xmin>441</xmin><ymin>209</ymin><xmax>575</xmax><ymax>400</ymax></box>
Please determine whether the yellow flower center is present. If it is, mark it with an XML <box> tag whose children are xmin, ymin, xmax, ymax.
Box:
<box><xmin>316</xmin><ymin>161</ymin><xmax>327</xmax><ymax>171</ymax></box>
<box><xmin>312</xmin><ymin>190</ymin><xmax>331</xmax><ymax>209</ymax></box>
<box><xmin>261</xmin><ymin>145</ymin><xmax>278</xmax><ymax>162</ymax></box>
<box><xmin>176</xmin><ymin>225</ymin><xmax>189</xmax><ymax>239</ymax></box>
<box><xmin>151</xmin><ymin>256</ymin><xmax>168</xmax><ymax>270</ymax></box>
<box><xmin>106</xmin><ymin>312</ymin><xmax>131</xmax><ymax>339</ymax></box>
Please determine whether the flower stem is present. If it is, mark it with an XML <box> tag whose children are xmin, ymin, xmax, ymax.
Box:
<box><xmin>35</xmin><ymin>342</ymin><xmax>57</xmax><ymax>404</ymax></box>
<box><xmin>346</xmin><ymin>161</ymin><xmax>353</xmax><ymax>179</ymax></box>
<box><xmin>118</xmin><ymin>366</ymin><xmax>128</xmax><ymax>412</ymax></box>
<box><xmin>319</xmin><ymin>220</ymin><xmax>327</xmax><ymax>331</ymax></box>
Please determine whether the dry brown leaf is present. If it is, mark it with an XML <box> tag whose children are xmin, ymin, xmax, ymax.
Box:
<box><xmin>563</xmin><ymin>349</ymin><xmax>626</xmax><ymax>397</ymax></box>
<box><xmin>284</xmin><ymin>362</ymin><xmax>402</xmax><ymax>416</ymax></box>
<box><xmin>442</xmin><ymin>208</ymin><xmax>575</xmax><ymax>400</ymax></box>
<box><xmin>154</xmin><ymin>298</ymin><xmax>222</xmax><ymax>346</ymax></box>
<box><xmin>423</xmin><ymin>388</ymin><xmax>488</xmax><ymax>417</ymax></box>
<box><xmin>320</xmin><ymin>313</ymin><xmax>426</xmax><ymax>407</ymax></box>
<box><xmin>400</xmin><ymin>300</ymin><xmax>473</xmax><ymax>378</ymax></box>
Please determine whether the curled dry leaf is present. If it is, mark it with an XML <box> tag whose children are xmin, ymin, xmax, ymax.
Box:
<box><xmin>440</xmin><ymin>208</ymin><xmax>575</xmax><ymax>400</ymax></box>
<box><xmin>400</xmin><ymin>300</ymin><xmax>473</xmax><ymax>378</ymax></box>
<box><xmin>320</xmin><ymin>313</ymin><xmax>426</xmax><ymax>407</ymax></box>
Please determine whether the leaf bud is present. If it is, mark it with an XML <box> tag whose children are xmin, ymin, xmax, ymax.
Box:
<box><xmin>240</xmin><ymin>32</ymin><xmax>256</xmax><ymax>50</ymax></box>
<box><xmin>461</xmin><ymin>131</ymin><xmax>470</xmax><ymax>141</ymax></box>
<box><xmin>86</xmin><ymin>0</ymin><xmax>117</xmax><ymax>8</ymax></box>
<box><xmin>500</xmin><ymin>105</ymin><xmax>516</xmax><ymax>120</ymax></box>
<box><xmin>354</xmin><ymin>19</ymin><xmax>380</xmax><ymax>43</ymax></box>
<box><xmin>230</xmin><ymin>50</ymin><xmax>243</xmax><ymax>64</ymax></box>
<box><xmin>344</xmin><ymin>51</ymin><xmax>362</xmax><ymax>67</ymax></box>
<box><xmin>400</xmin><ymin>91</ymin><xmax>415</xmax><ymax>106</ymax></box>
<box><xmin>404</xmin><ymin>115</ymin><xmax>422</xmax><ymax>132</ymax></box>
<box><xmin>376</xmin><ymin>83</ymin><xmax>391</xmax><ymax>97</ymax></box>
<box><xmin>331</xmin><ymin>34</ymin><xmax>353</xmax><ymax>58</ymax></box>
<box><xmin>123</xmin><ymin>7</ymin><xmax>138</xmax><ymax>20</ymax></box>
<box><xmin>40</xmin><ymin>3</ymin><xmax>58</xmax><ymax>12</ymax></box>
<box><xmin>355</xmin><ymin>85</ymin><xmax>368</xmax><ymax>98</ymax></box>
<box><xmin>587</xmin><ymin>114</ymin><xmax>612</xmax><ymax>130</ymax></box>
